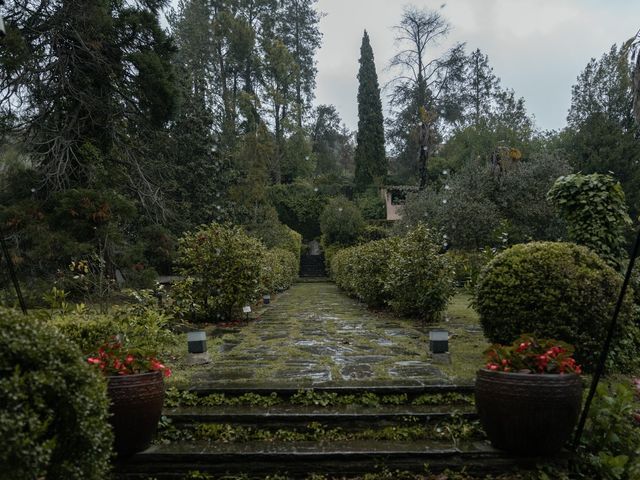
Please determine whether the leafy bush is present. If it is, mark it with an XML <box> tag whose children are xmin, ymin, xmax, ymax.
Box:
<box><xmin>268</xmin><ymin>181</ymin><xmax>327</xmax><ymax>239</ymax></box>
<box><xmin>0</xmin><ymin>308</ymin><xmax>112</xmax><ymax>479</ymax></box>
<box><xmin>51</xmin><ymin>301</ymin><xmax>175</xmax><ymax>355</ymax></box>
<box><xmin>355</xmin><ymin>188</ymin><xmax>386</xmax><ymax>220</ymax></box>
<box><xmin>384</xmin><ymin>224</ymin><xmax>455</xmax><ymax>319</ymax></box>
<box><xmin>332</xmin><ymin>224</ymin><xmax>454</xmax><ymax>320</ymax></box>
<box><xmin>261</xmin><ymin>248</ymin><xmax>298</xmax><ymax>293</ymax></box>
<box><xmin>174</xmin><ymin>223</ymin><xmax>266</xmax><ymax>320</ymax></box>
<box><xmin>332</xmin><ymin>237</ymin><xmax>400</xmax><ymax>306</ymax></box>
<box><xmin>577</xmin><ymin>381</ymin><xmax>640</xmax><ymax>480</ymax></box>
<box><xmin>548</xmin><ymin>173</ymin><xmax>632</xmax><ymax>269</ymax></box>
<box><xmin>447</xmin><ymin>249</ymin><xmax>495</xmax><ymax>289</ymax></box>
<box><xmin>358</xmin><ymin>224</ymin><xmax>390</xmax><ymax>243</ymax></box>
<box><xmin>320</xmin><ymin>197</ymin><xmax>365</xmax><ymax>247</ymax></box>
<box><xmin>174</xmin><ymin>223</ymin><xmax>298</xmax><ymax>320</ymax></box>
<box><xmin>246</xmin><ymin>211</ymin><xmax>302</xmax><ymax>259</ymax></box>
<box><xmin>400</xmin><ymin>154</ymin><xmax>570</xmax><ymax>249</ymax></box>
<box><xmin>474</xmin><ymin>242</ymin><xmax>639</xmax><ymax>372</ymax></box>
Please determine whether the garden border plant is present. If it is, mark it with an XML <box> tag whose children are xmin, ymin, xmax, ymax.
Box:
<box><xmin>474</xmin><ymin>241</ymin><xmax>640</xmax><ymax>372</ymax></box>
<box><xmin>0</xmin><ymin>308</ymin><xmax>113</xmax><ymax>480</ymax></box>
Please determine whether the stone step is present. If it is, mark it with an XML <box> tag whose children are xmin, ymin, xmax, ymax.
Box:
<box><xmin>185</xmin><ymin>383</ymin><xmax>475</xmax><ymax>398</ymax></box>
<box><xmin>114</xmin><ymin>440</ymin><xmax>569</xmax><ymax>479</ymax></box>
<box><xmin>163</xmin><ymin>404</ymin><xmax>476</xmax><ymax>429</ymax></box>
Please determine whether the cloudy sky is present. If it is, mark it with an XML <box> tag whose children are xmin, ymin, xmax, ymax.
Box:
<box><xmin>314</xmin><ymin>0</ymin><xmax>640</xmax><ymax>132</ymax></box>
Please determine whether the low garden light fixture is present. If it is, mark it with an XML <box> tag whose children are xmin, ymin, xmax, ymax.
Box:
<box><xmin>263</xmin><ymin>294</ymin><xmax>271</xmax><ymax>305</ymax></box>
<box><xmin>429</xmin><ymin>329</ymin><xmax>449</xmax><ymax>354</ymax></box>
<box><xmin>187</xmin><ymin>331</ymin><xmax>207</xmax><ymax>354</ymax></box>
<box><xmin>243</xmin><ymin>305</ymin><xmax>251</xmax><ymax>321</ymax></box>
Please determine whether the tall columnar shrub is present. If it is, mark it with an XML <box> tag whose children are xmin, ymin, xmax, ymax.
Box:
<box><xmin>547</xmin><ymin>173</ymin><xmax>632</xmax><ymax>268</ymax></box>
<box><xmin>175</xmin><ymin>223</ymin><xmax>266</xmax><ymax>320</ymax></box>
<box><xmin>354</xmin><ymin>30</ymin><xmax>387</xmax><ymax>191</ymax></box>
<box><xmin>474</xmin><ymin>242</ymin><xmax>640</xmax><ymax>372</ymax></box>
<box><xmin>0</xmin><ymin>308</ymin><xmax>113</xmax><ymax>479</ymax></box>
<box><xmin>384</xmin><ymin>224</ymin><xmax>454</xmax><ymax>319</ymax></box>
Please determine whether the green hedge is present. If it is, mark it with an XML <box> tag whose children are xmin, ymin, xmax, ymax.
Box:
<box><xmin>332</xmin><ymin>237</ymin><xmax>400</xmax><ymax>307</ymax></box>
<box><xmin>261</xmin><ymin>248</ymin><xmax>299</xmax><ymax>293</ymax></box>
<box><xmin>0</xmin><ymin>308</ymin><xmax>112</xmax><ymax>479</ymax></box>
<box><xmin>175</xmin><ymin>223</ymin><xmax>266</xmax><ymax>320</ymax></box>
<box><xmin>474</xmin><ymin>242</ymin><xmax>640</xmax><ymax>372</ymax></box>
<box><xmin>175</xmin><ymin>223</ymin><xmax>298</xmax><ymax>321</ymax></box>
<box><xmin>385</xmin><ymin>224</ymin><xmax>455</xmax><ymax>319</ymax></box>
<box><xmin>332</xmin><ymin>224</ymin><xmax>454</xmax><ymax>320</ymax></box>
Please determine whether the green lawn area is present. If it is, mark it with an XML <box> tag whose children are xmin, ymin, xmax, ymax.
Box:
<box><xmin>435</xmin><ymin>293</ymin><xmax>488</xmax><ymax>382</ymax></box>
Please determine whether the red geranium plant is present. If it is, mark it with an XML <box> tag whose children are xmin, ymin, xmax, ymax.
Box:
<box><xmin>484</xmin><ymin>334</ymin><xmax>582</xmax><ymax>374</ymax></box>
<box><xmin>87</xmin><ymin>338</ymin><xmax>171</xmax><ymax>377</ymax></box>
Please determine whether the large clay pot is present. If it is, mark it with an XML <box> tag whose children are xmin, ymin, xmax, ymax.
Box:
<box><xmin>475</xmin><ymin>369</ymin><xmax>582</xmax><ymax>455</ymax></box>
<box><xmin>107</xmin><ymin>371</ymin><xmax>165</xmax><ymax>457</ymax></box>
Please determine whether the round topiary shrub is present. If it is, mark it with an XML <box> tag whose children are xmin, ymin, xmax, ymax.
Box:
<box><xmin>175</xmin><ymin>223</ymin><xmax>266</xmax><ymax>320</ymax></box>
<box><xmin>0</xmin><ymin>308</ymin><xmax>113</xmax><ymax>479</ymax></box>
<box><xmin>474</xmin><ymin>242</ymin><xmax>640</xmax><ymax>372</ymax></box>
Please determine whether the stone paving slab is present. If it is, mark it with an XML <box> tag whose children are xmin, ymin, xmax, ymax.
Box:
<box><xmin>194</xmin><ymin>281</ymin><xmax>450</xmax><ymax>387</ymax></box>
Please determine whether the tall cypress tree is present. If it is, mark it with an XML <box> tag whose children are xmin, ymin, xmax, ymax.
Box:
<box><xmin>354</xmin><ymin>31</ymin><xmax>386</xmax><ymax>191</ymax></box>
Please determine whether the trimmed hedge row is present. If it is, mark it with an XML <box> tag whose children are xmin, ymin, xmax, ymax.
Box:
<box><xmin>474</xmin><ymin>242</ymin><xmax>640</xmax><ymax>372</ymax></box>
<box><xmin>332</xmin><ymin>224</ymin><xmax>455</xmax><ymax>321</ymax></box>
<box><xmin>174</xmin><ymin>223</ymin><xmax>299</xmax><ymax>321</ymax></box>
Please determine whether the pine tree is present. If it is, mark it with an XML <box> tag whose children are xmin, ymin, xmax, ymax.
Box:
<box><xmin>354</xmin><ymin>31</ymin><xmax>386</xmax><ymax>192</ymax></box>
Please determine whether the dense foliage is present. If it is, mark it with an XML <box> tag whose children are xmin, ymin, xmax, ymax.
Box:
<box><xmin>269</xmin><ymin>182</ymin><xmax>328</xmax><ymax>240</ymax></box>
<box><xmin>577</xmin><ymin>381</ymin><xmax>640</xmax><ymax>480</ymax></box>
<box><xmin>0</xmin><ymin>308</ymin><xmax>112</xmax><ymax>479</ymax></box>
<box><xmin>384</xmin><ymin>224</ymin><xmax>454</xmax><ymax>319</ymax></box>
<box><xmin>560</xmin><ymin>43</ymin><xmax>640</xmax><ymax>215</ymax></box>
<box><xmin>261</xmin><ymin>248</ymin><xmax>299</xmax><ymax>294</ymax></box>
<box><xmin>51</xmin><ymin>301</ymin><xmax>175</xmax><ymax>355</ymax></box>
<box><xmin>174</xmin><ymin>223</ymin><xmax>266</xmax><ymax>320</ymax></box>
<box><xmin>332</xmin><ymin>237</ymin><xmax>401</xmax><ymax>307</ymax></box>
<box><xmin>332</xmin><ymin>224</ymin><xmax>454</xmax><ymax>321</ymax></box>
<box><xmin>174</xmin><ymin>223</ymin><xmax>298</xmax><ymax>321</ymax></box>
<box><xmin>548</xmin><ymin>173</ymin><xmax>632</xmax><ymax>269</ymax></box>
<box><xmin>400</xmin><ymin>154</ymin><xmax>570</xmax><ymax>249</ymax></box>
<box><xmin>474</xmin><ymin>242</ymin><xmax>640</xmax><ymax>372</ymax></box>
<box><xmin>320</xmin><ymin>197</ymin><xmax>366</xmax><ymax>247</ymax></box>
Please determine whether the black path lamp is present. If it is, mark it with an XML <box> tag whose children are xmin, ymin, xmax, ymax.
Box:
<box><xmin>573</xmin><ymin>34</ymin><xmax>640</xmax><ymax>449</ymax></box>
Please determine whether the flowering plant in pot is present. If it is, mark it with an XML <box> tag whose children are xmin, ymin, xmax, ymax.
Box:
<box><xmin>475</xmin><ymin>334</ymin><xmax>583</xmax><ymax>455</ymax></box>
<box><xmin>87</xmin><ymin>338</ymin><xmax>171</xmax><ymax>457</ymax></box>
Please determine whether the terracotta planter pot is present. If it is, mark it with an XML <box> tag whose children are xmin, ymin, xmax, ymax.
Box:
<box><xmin>107</xmin><ymin>370</ymin><xmax>165</xmax><ymax>457</ymax></box>
<box><xmin>475</xmin><ymin>369</ymin><xmax>582</xmax><ymax>455</ymax></box>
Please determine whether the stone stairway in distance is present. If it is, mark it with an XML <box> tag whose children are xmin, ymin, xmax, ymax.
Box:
<box><xmin>114</xmin><ymin>384</ymin><xmax>566</xmax><ymax>479</ymax></box>
<box><xmin>299</xmin><ymin>254</ymin><xmax>326</xmax><ymax>277</ymax></box>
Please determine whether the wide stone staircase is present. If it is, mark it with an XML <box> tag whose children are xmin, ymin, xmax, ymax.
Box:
<box><xmin>114</xmin><ymin>384</ymin><xmax>565</xmax><ymax>479</ymax></box>
<box><xmin>299</xmin><ymin>254</ymin><xmax>326</xmax><ymax>277</ymax></box>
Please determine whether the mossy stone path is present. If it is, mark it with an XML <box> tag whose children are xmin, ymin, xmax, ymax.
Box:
<box><xmin>190</xmin><ymin>281</ymin><xmax>471</xmax><ymax>388</ymax></box>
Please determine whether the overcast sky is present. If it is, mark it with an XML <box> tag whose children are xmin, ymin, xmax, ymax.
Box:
<box><xmin>315</xmin><ymin>0</ymin><xmax>640</xmax><ymax>132</ymax></box>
